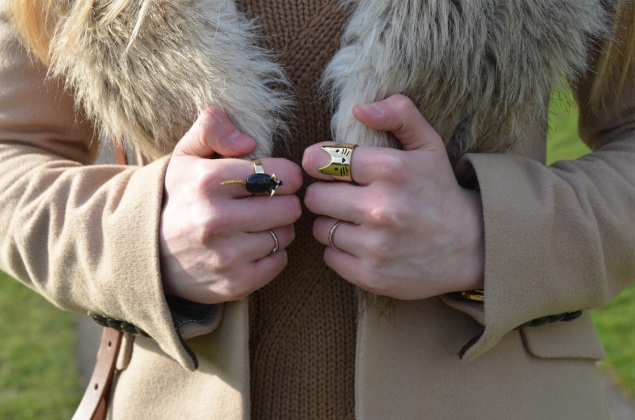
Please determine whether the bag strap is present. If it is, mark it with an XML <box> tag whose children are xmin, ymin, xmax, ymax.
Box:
<box><xmin>73</xmin><ymin>140</ymin><xmax>128</xmax><ymax>420</ymax></box>
<box><xmin>73</xmin><ymin>327</ymin><xmax>123</xmax><ymax>420</ymax></box>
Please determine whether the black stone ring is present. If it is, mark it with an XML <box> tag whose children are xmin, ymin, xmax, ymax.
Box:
<box><xmin>220</xmin><ymin>158</ymin><xmax>283</xmax><ymax>196</ymax></box>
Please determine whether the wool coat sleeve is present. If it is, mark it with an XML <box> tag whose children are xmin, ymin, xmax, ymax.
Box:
<box><xmin>0</xmin><ymin>6</ymin><xmax>205</xmax><ymax>371</ymax></box>
<box><xmin>448</xmin><ymin>68</ymin><xmax>635</xmax><ymax>361</ymax></box>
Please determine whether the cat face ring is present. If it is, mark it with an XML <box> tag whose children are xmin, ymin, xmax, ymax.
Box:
<box><xmin>318</xmin><ymin>143</ymin><xmax>357</xmax><ymax>182</ymax></box>
<box><xmin>220</xmin><ymin>158</ymin><xmax>283</xmax><ymax>196</ymax></box>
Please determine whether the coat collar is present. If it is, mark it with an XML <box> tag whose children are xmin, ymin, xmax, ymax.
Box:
<box><xmin>49</xmin><ymin>0</ymin><xmax>607</xmax><ymax>162</ymax></box>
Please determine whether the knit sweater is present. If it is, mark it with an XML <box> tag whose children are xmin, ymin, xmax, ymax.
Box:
<box><xmin>239</xmin><ymin>1</ymin><xmax>357</xmax><ymax>418</ymax></box>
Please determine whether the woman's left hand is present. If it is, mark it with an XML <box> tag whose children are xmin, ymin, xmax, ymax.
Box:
<box><xmin>303</xmin><ymin>94</ymin><xmax>485</xmax><ymax>300</ymax></box>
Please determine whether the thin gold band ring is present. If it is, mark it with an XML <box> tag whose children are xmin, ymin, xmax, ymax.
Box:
<box><xmin>252</xmin><ymin>158</ymin><xmax>265</xmax><ymax>174</ymax></box>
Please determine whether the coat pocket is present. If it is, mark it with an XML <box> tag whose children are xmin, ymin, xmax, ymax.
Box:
<box><xmin>519</xmin><ymin>310</ymin><xmax>606</xmax><ymax>360</ymax></box>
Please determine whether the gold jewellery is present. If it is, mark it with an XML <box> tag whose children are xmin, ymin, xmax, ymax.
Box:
<box><xmin>268</xmin><ymin>230</ymin><xmax>279</xmax><ymax>255</ymax></box>
<box><xmin>318</xmin><ymin>143</ymin><xmax>357</xmax><ymax>182</ymax></box>
<box><xmin>328</xmin><ymin>220</ymin><xmax>344</xmax><ymax>252</ymax></box>
<box><xmin>458</xmin><ymin>289</ymin><xmax>484</xmax><ymax>302</ymax></box>
<box><xmin>220</xmin><ymin>158</ymin><xmax>282</xmax><ymax>196</ymax></box>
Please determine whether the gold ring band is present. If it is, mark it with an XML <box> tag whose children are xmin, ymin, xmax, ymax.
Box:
<box><xmin>458</xmin><ymin>289</ymin><xmax>484</xmax><ymax>302</ymax></box>
<box><xmin>319</xmin><ymin>143</ymin><xmax>357</xmax><ymax>182</ymax></box>
<box><xmin>269</xmin><ymin>230</ymin><xmax>279</xmax><ymax>255</ymax></box>
<box><xmin>328</xmin><ymin>220</ymin><xmax>344</xmax><ymax>252</ymax></box>
<box><xmin>252</xmin><ymin>158</ymin><xmax>265</xmax><ymax>174</ymax></box>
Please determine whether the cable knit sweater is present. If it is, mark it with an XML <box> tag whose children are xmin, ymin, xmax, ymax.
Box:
<box><xmin>240</xmin><ymin>1</ymin><xmax>357</xmax><ymax>418</ymax></box>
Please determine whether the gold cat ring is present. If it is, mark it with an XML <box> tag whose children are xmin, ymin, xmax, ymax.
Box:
<box><xmin>318</xmin><ymin>143</ymin><xmax>357</xmax><ymax>182</ymax></box>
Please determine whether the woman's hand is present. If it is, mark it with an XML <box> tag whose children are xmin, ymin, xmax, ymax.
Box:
<box><xmin>160</xmin><ymin>108</ymin><xmax>303</xmax><ymax>304</ymax></box>
<box><xmin>303</xmin><ymin>94</ymin><xmax>484</xmax><ymax>300</ymax></box>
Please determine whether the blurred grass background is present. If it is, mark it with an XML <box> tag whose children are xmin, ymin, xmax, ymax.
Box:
<box><xmin>0</xmin><ymin>90</ymin><xmax>633</xmax><ymax>418</ymax></box>
<box><xmin>0</xmin><ymin>272</ymin><xmax>81</xmax><ymax>419</ymax></box>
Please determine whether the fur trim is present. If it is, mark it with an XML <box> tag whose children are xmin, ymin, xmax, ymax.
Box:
<box><xmin>48</xmin><ymin>0</ymin><xmax>608</xmax><ymax>162</ymax></box>
<box><xmin>324</xmin><ymin>0</ymin><xmax>608</xmax><ymax>162</ymax></box>
<box><xmin>48</xmin><ymin>0</ymin><xmax>292</xmax><ymax>160</ymax></box>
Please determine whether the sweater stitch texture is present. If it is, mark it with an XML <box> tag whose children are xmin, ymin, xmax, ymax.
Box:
<box><xmin>240</xmin><ymin>0</ymin><xmax>357</xmax><ymax>418</ymax></box>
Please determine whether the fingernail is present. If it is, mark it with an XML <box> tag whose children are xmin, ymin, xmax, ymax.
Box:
<box><xmin>357</xmin><ymin>103</ymin><xmax>383</xmax><ymax>117</ymax></box>
<box><xmin>227</xmin><ymin>130</ymin><xmax>241</xmax><ymax>144</ymax></box>
<box><xmin>224</xmin><ymin>130</ymin><xmax>250</xmax><ymax>151</ymax></box>
<box><xmin>227</xmin><ymin>130</ymin><xmax>242</xmax><ymax>144</ymax></box>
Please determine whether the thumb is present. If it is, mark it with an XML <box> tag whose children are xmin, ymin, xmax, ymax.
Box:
<box><xmin>353</xmin><ymin>94</ymin><xmax>444</xmax><ymax>152</ymax></box>
<box><xmin>173</xmin><ymin>107</ymin><xmax>257</xmax><ymax>158</ymax></box>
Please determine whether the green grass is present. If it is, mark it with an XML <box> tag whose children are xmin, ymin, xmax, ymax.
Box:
<box><xmin>593</xmin><ymin>286</ymin><xmax>635</xmax><ymax>398</ymax></box>
<box><xmin>548</xmin><ymin>89</ymin><xmax>635</xmax><ymax>399</ymax></box>
<box><xmin>546</xmin><ymin>89</ymin><xmax>591</xmax><ymax>163</ymax></box>
<box><xmin>0</xmin><ymin>271</ymin><xmax>82</xmax><ymax>419</ymax></box>
<box><xmin>0</xmin><ymin>89</ymin><xmax>631</xmax><ymax>417</ymax></box>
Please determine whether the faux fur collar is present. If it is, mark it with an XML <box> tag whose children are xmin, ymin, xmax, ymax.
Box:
<box><xmin>48</xmin><ymin>0</ymin><xmax>608</xmax><ymax>162</ymax></box>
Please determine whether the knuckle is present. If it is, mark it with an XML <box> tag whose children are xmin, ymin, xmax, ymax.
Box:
<box><xmin>200</xmin><ymin>107</ymin><xmax>218</xmax><ymax>120</ymax></box>
<box><xmin>211</xmin><ymin>249</ymin><xmax>238</xmax><ymax>273</ymax></box>
<box><xmin>288</xmin><ymin>195</ymin><xmax>303</xmax><ymax>221</ymax></box>
<box><xmin>304</xmin><ymin>185</ymin><xmax>318</xmax><ymax>210</ymax></box>
<box><xmin>365</xmin><ymin>203</ymin><xmax>406</xmax><ymax>229</ymax></box>
<box><xmin>302</xmin><ymin>145</ymin><xmax>320</xmax><ymax>173</ymax></box>
<box><xmin>220</xmin><ymin>266</ymin><xmax>264</xmax><ymax>300</ymax></box>
<box><xmin>189</xmin><ymin>214</ymin><xmax>215</xmax><ymax>244</ymax></box>
<box><xmin>392</xmin><ymin>94</ymin><xmax>415</xmax><ymax>114</ymax></box>
<box><xmin>377</xmin><ymin>152</ymin><xmax>406</xmax><ymax>182</ymax></box>
<box><xmin>357</xmin><ymin>264</ymin><xmax>387</xmax><ymax>294</ymax></box>
<box><xmin>283</xmin><ymin>225</ymin><xmax>296</xmax><ymax>245</ymax></box>
<box><xmin>363</xmin><ymin>235</ymin><xmax>394</xmax><ymax>262</ymax></box>
<box><xmin>200</xmin><ymin>210</ymin><xmax>230</xmax><ymax>238</ymax></box>
<box><xmin>194</xmin><ymin>163</ymin><xmax>219</xmax><ymax>190</ymax></box>
<box><xmin>287</xmin><ymin>162</ymin><xmax>304</xmax><ymax>189</ymax></box>
<box><xmin>312</xmin><ymin>220</ymin><xmax>321</xmax><ymax>240</ymax></box>
<box><xmin>271</xmin><ymin>251</ymin><xmax>288</xmax><ymax>272</ymax></box>
<box><xmin>219</xmin><ymin>278</ymin><xmax>249</xmax><ymax>301</ymax></box>
<box><xmin>198</xmin><ymin>107</ymin><xmax>225</xmax><ymax>131</ymax></box>
<box><xmin>366</xmin><ymin>203</ymin><xmax>399</xmax><ymax>228</ymax></box>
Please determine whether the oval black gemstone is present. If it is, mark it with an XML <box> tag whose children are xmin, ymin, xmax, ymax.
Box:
<box><xmin>245</xmin><ymin>173</ymin><xmax>282</xmax><ymax>195</ymax></box>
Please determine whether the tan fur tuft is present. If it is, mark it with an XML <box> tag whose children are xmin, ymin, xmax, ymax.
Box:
<box><xmin>46</xmin><ymin>0</ymin><xmax>293</xmax><ymax>159</ymax></box>
<box><xmin>323</xmin><ymin>0</ymin><xmax>609</xmax><ymax>163</ymax></box>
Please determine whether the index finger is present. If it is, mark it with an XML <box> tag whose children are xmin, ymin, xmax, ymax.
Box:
<box><xmin>213</xmin><ymin>157</ymin><xmax>303</xmax><ymax>198</ymax></box>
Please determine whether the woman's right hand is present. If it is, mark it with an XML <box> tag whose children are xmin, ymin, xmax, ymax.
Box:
<box><xmin>159</xmin><ymin>108</ymin><xmax>303</xmax><ymax>304</ymax></box>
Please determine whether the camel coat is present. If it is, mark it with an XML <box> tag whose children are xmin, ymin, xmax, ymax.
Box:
<box><xmin>0</xmin><ymin>1</ymin><xmax>633</xmax><ymax>418</ymax></box>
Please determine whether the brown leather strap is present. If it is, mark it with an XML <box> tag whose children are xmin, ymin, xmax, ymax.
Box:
<box><xmin>73</xmin><ymin>139</ymin><xmax>129</xmax><ymax>420</ymax></box>
<box><xmin>73</xmin><ymin>327</ymin><xmax>123</xmax><ymax>420</ymax></box>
